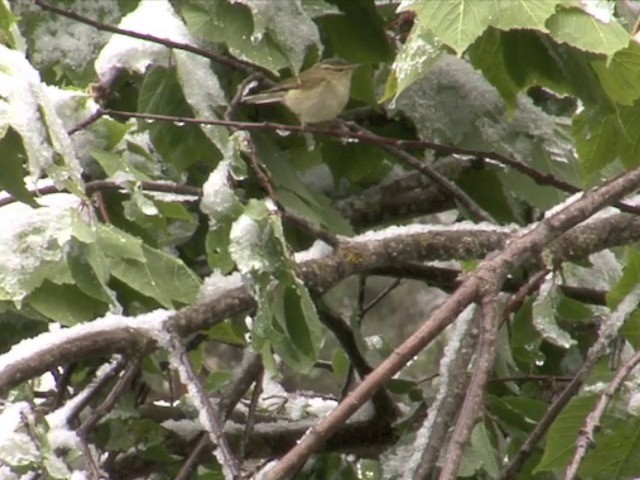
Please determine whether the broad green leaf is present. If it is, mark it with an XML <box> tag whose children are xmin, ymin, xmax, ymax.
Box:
<box><xmin>138</xmin><ymin>66</ymin><xmax>220</xmax><ymax>171</ymax></box>
<box><xmin>205</xmin><ymin>224</ymin><xmax>234</xmax><ymax>273</ymax></box>
<box><xmin>608</xmin><ymin>249</ymin><xmax>640</xmax><ymax>308</ymax></box>
<box><xmin>621</xmin><ymin>309</ymin><xmax>640</xmax><ymax>349</ymax></box>
<box><xmin>285</xmin><ymin>282</ymin><xmax>322</xmax><ymax>360</ymax></box>
<box><xmin>579</xmin><ymin>416</ymin><xmax>640</xmax><ymax>479</ymax></box>
<box><xmin>573</xmin><ymin>106</ymin><xmax>620</xmax><ymax>176</ymax></box>
<box><xmin>207</xmin><ymin>321</ymin><xmax>246</xmax><ymax>347</ymax></box>
<box><xmin>231</xmin><ymin>0</ymin><xmax>322</xmax><ymax>73</ymax></box>
<box><xmin>0</xmin><ymin>0</ymin><xmax>26</xmax><ymax>51</ymax></box>
<box><xmin>469</xmin><ymin>29</ymin><xmax>567</xmax><ymax>109</ymax></box>
<box><xmin>546</xmin><ymin>7</ymin><xmax>630</xmax><ymax>57</ymax></box>
<box><xmin>510</xmin><ymin>299</ymin><xmax>545</xmax><ymax>370</ymax></box>
<box><xmin>91</xmin><ymin>148</ymin><xmax>151</xmax><ymax>180</ymax></box>
<box><xmin>0</xmin><ymin>128</ymin><xmax>38</xmax><ymax>207</ymax></box>
<box><xmin>534</xmin><ymin>394</ymin><xmax>597</xmax><ymax>472</ymax></box>
<box><xmin>488</xmin><ymin>395</ymin><xmax>546</xmax><ymax>434</ymax></box>
<box><xmin>109</xmin><ymin>244</ymin><xmax>201</xmax><ymax>308</ymax></box>
<box><xmin>574</xmin><ymin>102</ymin><xmax>640</xmax><ymax>174</ymax></box>
<box><xmin>205</xmin><ymin>371</ymin><xmax>232</xmax><ymax>393</ymax></box>
<box><xmin>182</xmin><ymin>0</ymin><xmax>289</xmax><ymax>74</ymax></box>
<box><xmin>27</xmin><ymin>281</ymin><xmax>108</xmax><ymax>326</ymax></box>
<box><xmin>316</xmin><ymin>0</ymin><xmax>393</xmax><ymax>64</ymax></box>
<box><xmin>592</xmin><ymin>42</ymin><xmax>640</xmax><ymax>106</ymax></box>
<box><xmin>405</xmin><ymin>0</ymin><xmax>494</xmax><ymax>56</ymax></box>
<box><xmin>68</xmin><ymin>247</ymin><xmax>117</xmax><ymax>306</ymax></box>
<box><xmin>456</xmin><ymin>168</ymin><xmax>518</xmax><ymax>223</ymax></box>
<box><xmin>459</xmin><ymin>423</ymin><xmax>500</xmax><ymax>478</ymax></box>
<box><xmin>256</xmin><ymin>136</ymin><xmax>353</xmax><ymax>235</ymax></box>
<box><xmin>96</xmin><ymin>224</ymin><xmax>146</xmax><ymax>262</ymax></box>
<box><xmin>489</xmin><ymin>0</ymin><xmax>557</xmax><ymax>31</ymax></box>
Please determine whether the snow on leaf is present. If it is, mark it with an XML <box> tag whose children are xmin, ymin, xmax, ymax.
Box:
<box><xmin>0</xmin><ymin>194</ymin><xmax>89</xmax><ymax>305</ymax></box>
<box><xmin>94</xmin><ymin>0</ymin><xmax>228</xmax><ymax>150</ymax></box>
<box><xmin>231</xmin><ymin>0</ymin><xmax>322</xmax><ymax>72</ymax></box>
<box><xmin>0</xmin><ymin>45</ymin><xmax>82</xmax><ymax>189</ymax></box>
<box><xmin>532</xmin><ymin>274</ymin><xmax>576</xmax><ymax>349</ymax></box>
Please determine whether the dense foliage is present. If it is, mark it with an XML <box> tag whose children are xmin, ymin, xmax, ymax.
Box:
<box><xmin>3</xmin><ymin>0</ymin><xmax>640</xmax><ymax>479</ymax></box>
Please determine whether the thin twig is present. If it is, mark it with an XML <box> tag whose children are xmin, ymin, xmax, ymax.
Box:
<box><xmin>78</xmin><ymin>357</ymin><xmax>142</xmax><ymax>436</ymax></box>
<box><xmin>0</xmin><ymin>179</ymin><xmax>201</xmax><ymax>209</ymax></box>
<box><xmin>362</xmin><ymin>278</ymin><xmax>402</xmax><ymax>317</ymax></box>
<box><xmin>175</xmin><ymin>433</ymin><xmax>209</xmax><ymax>480</ymax></box>
<box><xmin>164</xmin><ymin>329</ymin><xmax>242</xmax><ymax>478</ymax></box>
<box><xmin>439</xmin><ymin>289</ymin><xmax>499</xmax><ymax>480</ymax></box>
<box><xmin>98</xmin><ymin>107</ymin><xmax>640</xmax><ymax>216</ymax></box>
<box><xmin>66</xmin><ymin>357</ymin><xmax>127</xmax><ymax>425</ymax></box>
<box><xmin>68</xmin><ymin>109</ymin><xmax>105</xmax><ymax>135</ymax></box>
<box><xmin>239</xmin><ymin>369</ymin><xmax>264</xmax><ymax>461</ymax></box>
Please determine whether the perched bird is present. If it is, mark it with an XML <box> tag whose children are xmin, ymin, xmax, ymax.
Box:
<box><xmin>242</xmin><ymin>58</ymin><xmax>358</xmax><ymax>124</ymax></box>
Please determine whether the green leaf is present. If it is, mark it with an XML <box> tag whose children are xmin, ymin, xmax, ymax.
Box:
<box><xmin>207</xmin><ymin>321</ymin><xmax>246</xmax><ymax>347</ymax></box>
<box><xmin>592</xmin><ymin>42</ymin><xmax>640</xmax><ymax>106</ymax></box>
<box><xmin>316</xmin><ymin>0</ymin><xmax>393</xmax><ymax>64</ymax></box>
<box><xmin>96</xmin><ymin>224</ymin><xmax>146</xmax><ymax>262</ymax></box>
<box><xmin>68</xmin><ymin>246</ymin><xmax>117</xmax><ymax>306</ymax></box>
<box><xmin>182</xmin><ymin>0</ymin><xmax>289</xmax><ymax>74</ymax></box>
<box><xmin>257</xmin><ymin>136</ymin><xmax>353</xmax><ymax>235</ymax></box>
<box><xmin>573</xmin><ymin>106</ymin><xmax>620</xmax><ymax>176</ymax></box>
<box><xmin>282</xmin><ymin>282</ymin><xmax>322</xmax><ymax>362</ymax></box>
<box><xmin>470</xmin><ymin>29</ymin><xmax>608</xmax><ymax>108</ymax></box>
<box><xmin>0</xmin><ymin>1</ymin><xmax>24</xmax><ymax>51</ymax></box>
<box><xmin>91</xmin><ymin>148</ymin><xmax>151</xmax><ymax>180</ymax></box>
<box><xmin>138</xmin><ymin>66</ymin><xmax>221</xmax><ymax>171</ymax></box>
<box><xmin>546</xmin><ymin>7</ymin><xmax>630</xmax><ymax>57</ymax></box>
<box><xmin>489</xmin><ymin>0</ymin><xmax>557</xmax><ymax>31</ymax></box>
<box><xmin>459</xmin><ymin>423</ymin><xmax>500</xmax><ymax>478</ymax></box>
<box><xmin>0</xmin><ymin>128</ymin><xmax>38</xmax><ymax>207</ymax></box>
<box><xmin>0</xmin><ymin>201</ymin><xmax>87</xmax><ymax>304</ymax></box>
<box><xmin>205</xmin><ymin>371</ymin><xmax>233</xmax><ymax>393</ymax></box>
<box><xmin>579</xmin><ymin>415</ymin><xmax>640</xmax><ymax>479</ymax></box>
<box><xmin>27</xmin><ymin>281</ymin><xmax>108</xmax><ymax>326</ymax></box>
<box><xmin>488</xmin><ymin>395</ymin><xmax>546</xmax><ymax>434</ymax></box>
<box><xmin>231</xmin><ymin>0</ymin><xmax>322</xmax><ymax>73</ymax></box>
<box><xmin>608</xmin><ymin>248</ymin><xmax>640</xmax><ymax>308</ymax></box>
<box><xmin>456</xmin><ymin>168</ymin><xmax>517</xmax><ymax>223</ymax></box>
<box><xmin>621</xmin><ymin>309</ymin><xmax>640</xmax><ymax>349</ymax></box>
<box><xmin>535</xmin><ymin>395</ymin><xmax>598</xmax><ymax>472</ymax></box>
<box><xmin>0</xmin><ymin>43</ymin><xmax>83</xmax><ymax>192</ymax></box>
<box><xmin>573</xmin><ymin>102</ymin><xmax>640</xmax><ymax>175</ymax></box>
<box><xmin>109</xmin><ymin>244</ymin><xmax>201</xmax><ymax>309</ymax></box>
<box><xmin>390</xmin><ymin>37</ymin><xmax>443</xmax><ymax>102</ymax></box>
<box><xmin>407</xmin><ymin>0</ymin><xmax>494</xmax><ymax>56</ymax></box>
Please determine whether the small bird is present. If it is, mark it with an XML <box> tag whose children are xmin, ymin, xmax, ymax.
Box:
<box><xmin>242</xmin><ymin>58</ymin><xmax>358</xmax><ymax>124</ymax></box>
